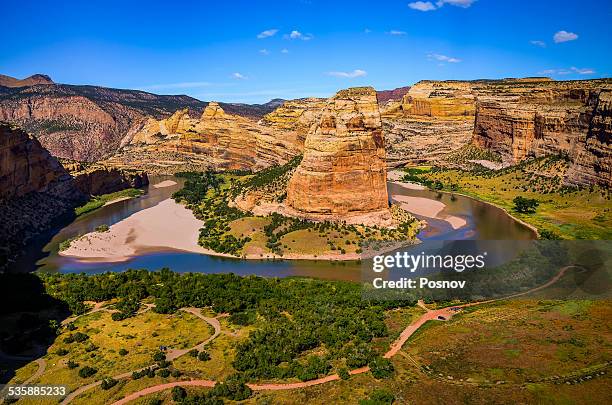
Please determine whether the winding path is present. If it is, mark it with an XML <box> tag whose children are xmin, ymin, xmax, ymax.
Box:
<box><xmin>107</xmin><ymin>266</ymin><xmax>576</xmax><ymax>404</ymax></box>
<box><xmin>60</xmin><ymin>307</ymin><xmax>222</xmax><ymax>405</ymax></box>
<box><xmin>55</xmin><ymin>266</ymin><xmax>575</xmax><ymax>405</ymax></box>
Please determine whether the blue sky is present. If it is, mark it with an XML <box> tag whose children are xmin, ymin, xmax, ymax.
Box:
<box><xmin>1</xmin><ymin>0</ymin><xmax>611</xmax><ymax>103</ymax></box>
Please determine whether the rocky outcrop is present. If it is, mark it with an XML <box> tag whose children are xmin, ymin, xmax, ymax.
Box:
<box><xmin>286</xmin><ymin>87</ymin><xmax>390</xmax><ymax>222</ymax></box>
<box><xmin>399</xmin><ymin>81</ymin><xmax>475</xmax><ymax>117</ymax></box>
<box><xmin>377</xmin><ymin>86</ymin><xmax>411</xmax><ymax>104</ymax></box>
<box><xmin>471</xmin><ymin>79</ymin><xmax>612</xmax><ymax>187</ymax></box>
<box><xmin>260</xmin><ymin>97</ymin><xmax>327</xmax><ymax>146</ymax></box>
<box><xmin>114</xmin><ymin>102</ymin><xmax>302</xmax><ymax>173</ymax></box>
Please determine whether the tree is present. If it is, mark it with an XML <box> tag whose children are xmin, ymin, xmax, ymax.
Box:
<box><xmin>369</xmin><ymin>357</ymin><xmax>394</xmax><ymax>379</ymax></box>
<box><xmin>172</xmin><ymin>386</ymin><xmax>187</xmax><ymax>402</ymax></box>
<box><xmin>78</xmin><ymin>366</ymin><xmax>97</xmax><ymax>378</ymax></box>
<box><xmin>513</xmin><ymin>196</ymin><xmax>539</xmax><ymax>213</ymax></box>
<box><xmin>198</xmin><ymin>351</ymin><xmax>211</xmax><ymax>361</ymax></box>
<box><xmin>101</xmin><ymin>378</ymin><xmax>118</xmax><ymax>390</ymax></box>
<box><xmin>338</xmin><ymin>367</ymin><xmax>350</xmax><ymax>380</ymax></box>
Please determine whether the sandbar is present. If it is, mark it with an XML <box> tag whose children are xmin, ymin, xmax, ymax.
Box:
<box><xmin>152</xmin><ymin>180</ymin><xmax>177</xmax><ymax>188</ymax></box>
<box><xmin>392</xmin><ymin>195</ymin><xmax>467</xmax><ymax>230</ymax></box>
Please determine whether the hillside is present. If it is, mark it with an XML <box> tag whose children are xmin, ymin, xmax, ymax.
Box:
<box><xmin>0</xmin><ymin>76</ymin><xmax>280</xmax><ymax>161</ymax></box>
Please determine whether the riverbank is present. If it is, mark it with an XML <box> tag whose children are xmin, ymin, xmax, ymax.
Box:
<box><xmin>60</xmin><ymin>198</ymin><xmax>415</xmax><ymax>263</ymax></box>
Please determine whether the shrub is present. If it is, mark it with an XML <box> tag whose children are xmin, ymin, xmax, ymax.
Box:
<box><xmin>338</xmin><ymin>367</ymin><xmax>350</xmax><ymax>380</ymax></box>
<box><xmin>101</xmin><ymin>378</ymin><xmax>118</xmax><ymax>390</ymax></box>
<box><xmin>56</xmin><ymin>348</ymin><xmax>69</xmax><ymax>356</ymax></box>
<box><xmin>188</xmin><ymin>349</ymin><xmax>199</xmax><ymax>357</ymax></box>
<box><xmin>513</xmin><ymin>196</ymin><xmax>539</xmax><ymax>213</ymax></box>
<box><xmin>119</xmin><ymin>348</ymin><xmax>128</xmax><ymax>356</ymax></box>
<box><xmin>198</xmin><ymin>351</ymin><xmax>211</xmax><ymax>361</ymax></box>
<box><xmin>369</xmin><ymin>357</ymin><xmax>394</xmax><ymax>379</ymax></box>
<box><xmin>152</xmin><ymin>351</ymin><xmax>166</xmax><ymax>362</ymax></box>
<box><xmin>78</xmin><ymin>366</ymin><xmax>97</xmax><ymax>378</ymax></box>
<box><xmin>157</xmin><ymin>368</ymin><xmax>171</xmax><ymax>378</ymax></box>
<box><xmin>172</xmin><ymin>386</ymin><xmax>187</xmax><ymax>402</ymax></box>
<box><xmin>67</xmin><ymin>360</ymin><xmax>79</xmax><ymax>369</ymax></box>
<box><xmin>95</xmin><ymin>224</ymin><xmax>110</xmax><ymax>232</ymax></box>
<box><xmin>359</xmin><ymin>389</ymin><xmax>396</xmax><ymax>405</ymax></box>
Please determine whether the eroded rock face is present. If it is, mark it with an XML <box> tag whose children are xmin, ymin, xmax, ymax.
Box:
<box><xmin>116</xmin><ymin>102</ymin><xmax>302</xmax><ymax>173</ymax></box>
<box><xmin>260</xmin><ymin>97</ymin><xmax>327</xmax><ymax>146</ymax></box>
<box><xmin>0</xmin><ymin>84</ymin><xmax>207</xmax><ymax>161</ymax></box>
<box><xmin>400</xmin><ymin>81</ymin><xmax>476</xmax><ymax>117</ymax></box>
<box><xmin>472</xmin><ymin>79</ymin><xmax>612</xmax><ymax>187</ymax></box>
<box><xmin>286</xmin><ymin>87</ymin><xmax>389</xmax><ymax>217</ymax></box>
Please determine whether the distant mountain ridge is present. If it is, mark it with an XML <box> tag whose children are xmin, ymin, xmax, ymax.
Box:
<box><xmin>0</xmin><ymin>73</ymin><xmax>54</xmax><ymax>87</ymax></box>
<box><xmin>0</xmin><ymin>74</ymin><xmax>281</xmax><ymax>161</ymax></box>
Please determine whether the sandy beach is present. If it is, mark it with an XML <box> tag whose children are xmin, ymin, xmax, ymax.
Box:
<box><xmin>152</xmin><ymin>180</ymin><xmax>177</xmax><ymax>188</ymax></box>
<box><xmin>61</xmin><ymin>199</ymin><xmax>232</xmax><ymax>262</ymax></box>
<box><xmin>392</xmin><ymin>195</ymin><xmax>467</xmax><ymax>230</ymax></box>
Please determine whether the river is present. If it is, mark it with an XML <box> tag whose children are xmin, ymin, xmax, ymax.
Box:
<box><xmin>13</xmin><ymin>176</ymin><xmax>536</xmax><ymax>281</ymax></box>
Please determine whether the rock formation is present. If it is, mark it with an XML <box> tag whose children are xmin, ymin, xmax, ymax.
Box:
<box><xmin>286</xmin><ymin>87</ymin><xmax>390</xmax><ymax>221</ymax></box>
<box><xmin>379</xmin><ymin>81</ymin><xmax>475</xmax><ymax>166</ymax></box>
<box><xmin>399</xmin><ymin>81</ymin><xmax>475</xmax><ymax>117</ymax></box>
<box><xmin>113</xmin><ymin>102</ymin><xmax>302</xmax><ymax>173</ymax></box>
<box><xmin>471</xmin><ymin>79</ymin><xmax>612</xmax><ymax>187</ymax></box>
<box><xmin>260</xmin><ymin>97</ymin><xmax>327</xmax><ymax>146</ymax></box>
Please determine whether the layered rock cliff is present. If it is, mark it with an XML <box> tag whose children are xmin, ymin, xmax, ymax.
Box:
<box><xmin>260</xmin><ymin>97</ymin><xmax>327</xmax><ymax>146</ymax></box>
<box><xmin>471</xmin><ymin>79</ymin><xmax>612</xmax><ymax>187</ymax></box>
<box><xmin>380</xmin><ymin>81</ymin><xmax>475</xmax><ymax>166</ymax></box>
<box><xmin>286</xmin><ymin>87</ymin><xmax>390</xmax><ymax>222</ymax></box>
<box><xmin>113</xmin><ymin>102</ymin><xmax>302</xmax><ymax>173</ymax></box>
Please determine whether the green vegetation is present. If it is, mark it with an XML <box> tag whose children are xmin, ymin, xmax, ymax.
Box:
<box><xmin>513</xmin><ymin>196</ymin><xmax>539</xmax><ymax>214</ymax></box>
<box><xmin>75</xmin><ymin>188</ymin><xmax>143</xmax><ymax>216</ymax></box>
<box><xmin>172</xmin><ymin>158</ymin><xmax>420</xmax><ymax>258</ymax></box>
<box><xmin>95</xmin><ymin>224</ymin><xmax>110</xmax><ymax>232</ymax></box>
<box><xmin>58</xmin><ymin>235</ymin><xmax>81</xmax><ymax>251</ymax></box>
<box><xmin>401</xmin><ymin>156</ymin><xmax>612</xmax><ymax>239</ymax></box>
<box><xmin>38</xmin><ymin>270</ymin><xmax>413</xmax><ymax>383</ymax></box>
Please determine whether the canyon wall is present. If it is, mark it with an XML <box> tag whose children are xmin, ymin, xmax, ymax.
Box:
<box><xmin>0</xmin><ymin>123</ymin><xmax>150</xmax><ymax>270</ymax></box>
<box><xmin>471</xmin><ymin>79</ymin><xmax>612</xmax><ymax>187</ymax></box>
<box><xmin>112</xmin><ymin>102</ymin><xmax>302</xmax><ymax>173</ymax></box>
<box><xmin>286</xmin><ymin>87</ymin><xmax>390</xmax><ymax>219</ymax></box>
<box><xmin>0</xmin><ymin>123</ymin><xmax>84</xmax><ymax>270</ymax></box>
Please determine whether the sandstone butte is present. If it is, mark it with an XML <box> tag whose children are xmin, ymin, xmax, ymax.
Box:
<box><xmin>117</xmin><ymin>102</ymin><xmax>302</xmax><ymax>172</ymax></box>
<box><xmin>286</xmin><ymin>87</ymin><xmax>391</xmax><ymax>223</ymax></box>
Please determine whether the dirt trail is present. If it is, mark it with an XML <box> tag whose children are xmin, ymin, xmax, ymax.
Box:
<box><xmin>60</xmin><ymin>307</ymin><xmax>221</xmax><ymax>405</ymax></box>
<box><xmin>101</xmin><ymin>267</ymin><xmax>574</xmax><ymax>404</ymax></box>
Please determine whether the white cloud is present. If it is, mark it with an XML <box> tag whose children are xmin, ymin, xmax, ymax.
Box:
<box><xmin>539</xmin><ymin>67</ymin><xmax>595</xmax><ymax>75</ymax></box>
<box><xmin>387</xmin><ymin>30</ymin><xmax>407</xmax><ymax>35</ymax></box>
<box><xmin>408</xmin><ymin>1</ymin><xmax>436</xmax><ymax>11</ymax></box>
<box><xmin>140</xmin><ymin>81</ymin><xmax>212</xmax><ymax>90</ymax></box>
<box><xmin>257</xmin><ymin>29</ymin><xmax>278</xmax><ymax>39</ymax></box>
<box><xmin>285</xmin><ymin>30</ymin><xmax>314</xmax><ymax>40</ymax></box>
<box><xmin>553</xmin><ymin>30</ymin><xmax>578</xmax><ymax>43</ymax></box>
<box><xmin>427</xmin><ymin>53</ymin><xmax>461</xmax><ymax>63</ymax></box>
<box><xmin>232</xmin><ymin>72</ymin><xmax>247</xmax><ymax>80</ymax></box>
<box><xmin>530</xmin><ymin>40</ymin><xmax>546</xmax><ymax>48</ymax></box>
<box><xmin>281</xmin><ymin>48</ymin><xmax>289</xmax><ymax>54</ymax></box>
<box><xmin>326</xmin><ymin>69</ymin><xmax>367</xmax><ymax>78</ymax></box>
<box><xmin>259</xmin><ymin>49</ymin><xmax>270</xmax><ymax>55</ymax></box>
<box><xmin>409</xmin><ymin>0</ymin><xmax>475</xmax><ymax>11</ymax></box>
<box><xmin>364</xmin><ymin>28</ymin><xmax>372</xmax><ymax>33</ymax></box>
